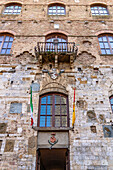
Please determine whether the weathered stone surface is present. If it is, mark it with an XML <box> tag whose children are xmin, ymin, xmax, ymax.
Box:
<box><xmin>31</xmin><ymin>83</ymin><xmax>40</xmax><ymax>92</ymax></box>
<box><xmin>28</xmin><ymin>136</ymin><xmax>36</xmax><ymax>156</ymax></box>
<box><xmin>27</xmin><ymin>104</ymin><xmax>30</xmax><ymax>113</ymax></box>
<box><xmin>4</xmin><ymin>140</ymin><xmax>15</xmax><ymax>152</ymax></box>
<box><xmin>0</xmin><ymin>123</ymin><xmax>7</xmax><ymax>134</ymax></box>
<box><xmin>76</xmin><ymin>99</ymin><xmax>87</xmax><ymax>109</ymax></box>
<box><xmin>76</xmin><ymin>51</ymin><xmax>96</xmax><ymax>65</ymax></box>
<box><xmin>0</xmin><ymin>140</ymin><xmax>2</xmax><ymax>149</ymax></box>
<box><xmin>10</xmin><ymin>103</ymin><xmax>22</xmax><ymax>114</ymax></box>
<box><xmin>87</xmin><ymin>110</ymin><xmax>96</xmax><ymax>121</ymax></box>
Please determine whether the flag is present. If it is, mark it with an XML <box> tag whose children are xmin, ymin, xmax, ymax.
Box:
<box><xmin>72</xmin><ymin>88</ymin><xmax>76</xmax><ymax>127</ymax></box>
<box><xmin>30</xmin><ymin>86</ymin><xmax>33</xmax><ymax>126</ymax></box>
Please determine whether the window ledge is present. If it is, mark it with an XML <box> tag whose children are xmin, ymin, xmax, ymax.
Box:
<box><xmin>100</xmin><ymin>54</ymin><xmax>113</xmax><ymax>56</ymax></box>
<box><xmin>92</xmin><ymin>15</ymin><xmax>111</xmax><ymax>19</ymax></box>
<box><xmin>48</xmin><ymin>15</ymin><xmax>66</xmax><ymax>17</ymax></box>
<box><xmin>0</xmin><ymin>54</ymin><xmax>12</xmax><ymax>56</ymax></box>
<box><xmin>32</xmin><ymin>126</ymin><xmax>73</xmax><ymax>132</ymax></box>
<box><xmin>1</xmin><ymin>14</ymin><xmax>20</xmax><ymax>16</ymax></box>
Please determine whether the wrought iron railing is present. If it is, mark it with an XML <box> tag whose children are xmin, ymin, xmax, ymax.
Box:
<box><xmin>35</xmin><ymin>42</ymin><xmax>78</xmax><ymax>54</ymax></box>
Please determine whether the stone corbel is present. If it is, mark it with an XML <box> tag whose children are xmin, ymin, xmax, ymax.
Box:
<box><xmin>39</xmin><ymin>55</ymin><xmax>42</xmax><ymax>68</ymax></box>
<box><xmin>70</xmin><ymin>55</ymin><xmax>74</xmax><ymax>68</ymax></box>
<box><xmin>55</xmin><ymin>54</ymin><xmax>58</xmax><ymax>68</ymax></box>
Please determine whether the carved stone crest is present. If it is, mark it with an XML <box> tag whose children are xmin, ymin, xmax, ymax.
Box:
<box><xmin>50</xmin><ymin>69</ymin><xmax>58</xmax><ymax>80</ymax></box>
<box><xmin>42</xmin><ymin>68</ymin><xmax>65</xmax><ymax>80</ymax></box>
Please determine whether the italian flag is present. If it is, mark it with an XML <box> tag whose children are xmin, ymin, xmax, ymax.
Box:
<box><xmin>72</xmin><ymin>88</ymin><xmax>76</xmax><ymax>127</ymax></box>
<box><xmin>30</xmin><ymin>86</ymin><xmax>34</xmax><ymax>126</ymax></box>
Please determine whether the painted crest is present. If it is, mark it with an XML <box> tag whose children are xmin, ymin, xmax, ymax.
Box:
<box><xmin>48</xmin><ymin>133</ymin><xmax>58</xmax><ymax>149</ymax></box>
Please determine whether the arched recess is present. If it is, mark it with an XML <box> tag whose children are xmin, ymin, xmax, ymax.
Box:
<box><xmin>44</xmin><ymin>30</ymin><xmax>69</xmax><ymax>37</ymax></box>
<box><xmin>46</xmin><ymin>32</ymin><xmax>67</xmax><ymax>42</ymax></box>
<box><xmin>90</xmin><ymin>2</ymin><xmax>107</xmax><ymax>7</ymax></box>
<box><xmin>0</xmin><ymin>30</ymin><xmax>16</xmax><ymax>36</ymax></box>
<box><xmin>40</xmin><ymin>82</ymin><xmax>68</xmax><ymax>95</ymax></box>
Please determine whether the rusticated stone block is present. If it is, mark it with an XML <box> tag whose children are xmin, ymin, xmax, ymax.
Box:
<box><xmin>0</xmin><ymin>123</ymin><xmax>7</xmax><ymax>134</ymax></box>
<box><xmin>4</xmin><ymin>140</ymin><xmax>15</xmax><ymax>152</ymax></box>
<box><xmin>28</xmin><ymin>136</ymin><xmax>36</xmax><ymax>155</ymax></box>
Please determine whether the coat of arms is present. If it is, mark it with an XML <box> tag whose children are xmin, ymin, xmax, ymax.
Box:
<box><xmin>48</xmin><ymin>133</ymin><xmax>58</xmax><ymax>149</ymax></box>
<box><xmin>42</xmin><ymin>68</ymin><xmax>65</xmax><ymax>80</ymax></box>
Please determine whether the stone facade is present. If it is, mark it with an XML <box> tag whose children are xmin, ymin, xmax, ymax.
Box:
<box><xmin>0</xmin><ymin>0</ymin><xmax>113</xmax><ymax>170</ymax></box>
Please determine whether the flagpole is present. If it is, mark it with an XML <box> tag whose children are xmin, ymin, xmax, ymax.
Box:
<box><xmin>30</xmin><ymin>86</ymin><xmax>34</xmax><ymax>127</ymax></box>
<box><xmin>72</xmin><ymin>88</ymin><xmax>76</xmax><ymax>128</ymax></box>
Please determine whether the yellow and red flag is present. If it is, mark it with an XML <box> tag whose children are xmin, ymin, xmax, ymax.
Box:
<box><xmin>72</xmin><ymin>88</ymin><xmax>76</xmax><ymax>127</ymax></box>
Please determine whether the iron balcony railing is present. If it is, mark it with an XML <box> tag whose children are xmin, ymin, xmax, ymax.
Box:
<box><xmin>35</xmin><ymin>42</ymin><xmax>78</xmax><ymax>54</ymax></box>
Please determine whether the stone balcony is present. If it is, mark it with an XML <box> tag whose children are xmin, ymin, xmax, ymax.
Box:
<box><xmin>35</xmin><ymin>41</ymin><xmax>78</xmax><ymax>68</ymax></box>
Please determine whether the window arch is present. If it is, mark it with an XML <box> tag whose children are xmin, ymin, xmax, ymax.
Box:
<box><xmin>91</xmin><ymin>4</ymin><xmax>109</xmax><ymax>16</ymax></box>
<box><xmin>46</xmin><ymin>33</ymin><xmax>67</xmax><ymax>42</ymax></box>
<box><xmin>98</xmin><ymin>34</ymin><xmax>113</xmax><ymax>55</ymax></box>
<box><xmin>48</xmin><ymin>3</ymin><xmax>65</xmax><ymax>15</ymax></box>
<box><xmin>110</xmin><ymin>96</ymin><xmax>113</xmax><ymax>112</ymax></box>
<box><xmin>3</xmin><ymin>3</ymin><xmax>22</xmax><ymax>15</ymax></box>
<box><xmin>0</xmin><ymin>34</ymin><xmax>14</xmax><ymax>54</ymax></box>
<box><xmin>38</xmin><ymin>93</ymin><xmax>69</xmax><ymax>127</ymax></box>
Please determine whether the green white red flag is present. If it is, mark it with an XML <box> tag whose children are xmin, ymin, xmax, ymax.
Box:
<box><xmin>30</xmin><ymin>86</ymin><xmax>33</xmax><ymax>126</ymax></box>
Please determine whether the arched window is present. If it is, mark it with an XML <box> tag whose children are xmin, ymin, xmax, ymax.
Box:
<box><xmin>98</xmin><ymin>34</ymin><xmax>113</xmax><ymax>55</ymax></box>
<box><xmin>48</xmin><ymin>4</ymin><xmax>65</xmax><ymax>15</ymax></box>
<box><xmin>45</xmin><ymin>33</ymin><xmax>67</xmax><ymax>52</ymax></box>
<box><xmin>3</xmin><ymin>4</ymin><xmax>22</xmax><ymax>15</ymax></box>
<box><xmin>91</xmin><ymin>5</ymin><xmax>109</xmax><ymax>16</ymax></box>
<box><xmin>110</xmin><ymin>96</ymin><xmax>113</xmax><ymax>112</ymax></box>
<box><xmin>0</xmin><ymin>34</ymin><xmax>14</xmax><ymax>54</ymax></box>
<box><xmin>38</xmin><ymin>93</ymin><xmax>69</xmax><ymax>127</ymax></box>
